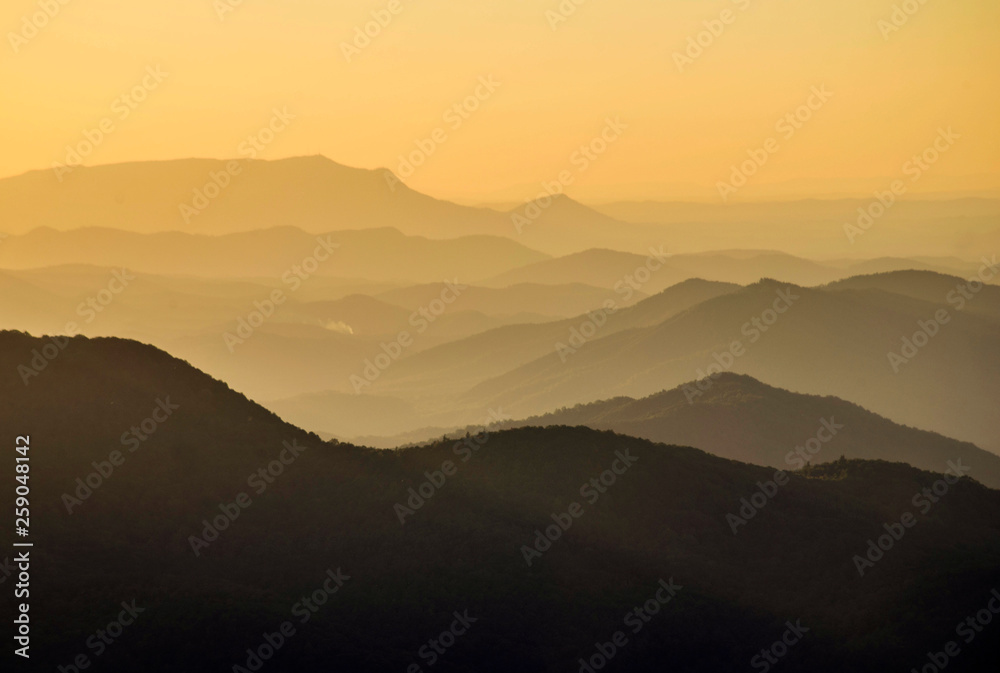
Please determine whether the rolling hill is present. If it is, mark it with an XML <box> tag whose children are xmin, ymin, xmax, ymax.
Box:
<box><xmin>824</xmin><ymin>270</ymin><xmax>1000</xmax><ymax>323</ymax></box>
<box><xmin>0</xmin><ymin>226</ymin><xmax>548</xmax><ymax>283</ymax></box>
<box><xmin>479</xmin><ymin>248</ymin><xmax>966</xmax><ymax>291</ymax></box>
<box><xmin>1</xmin><ymin>330</ymin><xmax>998</xmax><ymax>672</ymax></box>
<box><xmin>0</xmin><ymin>156</ymin><xmax>631</xmax><ymax>255</ymax></box>
<box><xmin>366</xmin><ymin>278</ymin><xmax>742</xmax><ymax>401</ymax></box>
<box><xmin>591</xmin><ymin>198</ymin><xmax>1000</xmax><ymax>259</ymax></box>
<box><xmin>0</xmin><ymin>156</ymin><xmax>501</xmax><ymax>238</ymax></box>
<box><xmin>4</xmin><ymin>157</ymin><xmax>996</xmax><ymax>259</ymax></box>
<box><xmin>465</xmin><ymin>280</ymin><xmax>1000</xmax><ymax>453</ymax></box>
<box><xmin>497</xmin><ymin>373</ymin><xmax>1000</xmax><ymax>489</ymax></box>
<box><xmin>374</xmin><ymin>281</ymin><xmax>637</xmax><ymax>320</ymax></box>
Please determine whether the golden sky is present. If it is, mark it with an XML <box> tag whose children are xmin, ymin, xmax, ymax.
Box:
<box><xmin>1</xmin><ymin>0</ymin><xmax>998</xmax><ymax>201</ymax></box>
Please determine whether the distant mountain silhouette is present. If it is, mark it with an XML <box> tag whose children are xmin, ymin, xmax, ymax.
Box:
<box><xmin>1</xmin><ymin>330</ymin><xmax>998</xmax><ymax>672</ymax></box>
<box><xmin>480</xmin><ymin>248</ymin><xmax>960</xmax><ymax>290</ymax></box>
<box><xmin>591</xmin><ymin>198</ymin><xmax>1000</xmax><ymax>259</ymax></box>
<box><xmin>5</xmin><ymin>157</ymin><xmax>996</xmax><ymax>258</ymax></box>
<box><xmin>483</xmin><ymin>248</ymin><xmax>673</xmax><ymax>288</ymax></box>
<box><xmin>0</xmin><ymin>269</ymin><xmax>68</xmax><ymax>331</ymax></box>
<box><xmin>1</xmin><ymin>156</ymin><xmax>500</xmax><ymax>237</ymax></box>
<box><xmin>287</xmin><ymin>294</ymin><xmax>542</xmax><ymax>342</ymax></box>
<box><xmin>0</xmin><ymin>225</ymin><xmax>547</xmax><ymax>283</ymax></box>
<box><xmin>0</xmin><ymin>156</ymin><xmax>630</xmax><ymax>254</ymax></box>
<box><xmin>466</xmin><ymin>280</ymin><xmax>1000</xmax><ymax>453</ymax></box>
<box><xmin>824</xmin><ymin>270</ymin><xmax>1000</xmax><ymax>324</ymax></box>
<box><xmin>375</xmin><ymin>281</ymin><xmax>637</xmax><ymax>320</ymax></box>
<box><xmin>292</xmin><ymin>294</ymin><xmax>412</xmax><ymax>335</ymax></box>
<box><xmin>367</xmin><ymin>279</ymin><xmax>741</xmax><ymax>403</ymax></box>
<box><xmin>595</xmin><ymin>197</ymin><xmax>1000</xmax><ymax>225</ymax></box>
<box><xmin>498</xmin><ymin>373</ymin><xmax>1000</xmax><ymax>489</ymax></box>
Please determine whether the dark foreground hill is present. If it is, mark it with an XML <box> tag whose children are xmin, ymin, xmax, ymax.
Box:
<box><xmin>497</xmin><ymin>373</ymin><xmax>1000</xmax><ymax>489</ymax></box>
<box><xmin>1</xmin><ymin>331</ymin><xmax>998</xmax><ymax>673</ymax></box>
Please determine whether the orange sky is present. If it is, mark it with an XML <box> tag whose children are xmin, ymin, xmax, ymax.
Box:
<box><xmin>1</xmin><ymin>0</ymin><xmax>998</xmax><ymax>201</ymax></box>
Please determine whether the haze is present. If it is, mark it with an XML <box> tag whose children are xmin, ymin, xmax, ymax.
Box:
<box><xmin>2</xmin><ymin>0</ymin><xmax>998</xmax><ymax>201</ymax></box>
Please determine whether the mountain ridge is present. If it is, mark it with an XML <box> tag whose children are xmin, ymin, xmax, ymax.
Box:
<box><xmin>491</xmin><ymin>372</ymin><xmax>1000</xmax><ymax>489</ymax></box>
<box><xmin>1</xmin><ymin>329</ymin><xmax>998</xmax><ymax>672</ymax></box>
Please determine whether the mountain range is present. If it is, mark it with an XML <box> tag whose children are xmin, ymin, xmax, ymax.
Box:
<box><xmin>457</xmin><ymin>277</ymin><xmax>1000</xmax><ymax>453</ymax></box>
<box><xmin>2</xmin><ymin>156</ymin><xmax>998</xmax><ymax>258</ymax></box>
<box><xmin>1</xmin><ymin>330</ymin><xmax>997</xmax><ymax>672</ymax></box>
<box><xmin>495</xmin><ymin>373</ymin><xmax>1000</xmax><ymax>489</ymax></box>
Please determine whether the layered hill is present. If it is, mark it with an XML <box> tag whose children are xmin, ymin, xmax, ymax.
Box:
<box><xmin>592</xmin><ymin>198</ymin><xmax>1000</xmax><ymax>259</ymax></box>
<box><xmin>368</xmin><ymin>278</ymin><xmax>741</xmax><ymax>399</ymax></box>
<box><xmin>0</xmin><ymin>156</ymin><xmax>632</xmax><ymax>255</ymax></box>
<box><xmin>498</xmin><ymin>373</ymin><xmax>1000</xmax><ymax>489</ymax></box>
<box><xmin>0</xmin><ymin>226</ymin><xmax>547</xmax><ymax>283</ymax></box>
<box><xmin>824</xmin><ymin>269</ymin><xmax>1000</xmax><ymax>324</ymax></box>
<box><xmin>4</xmin><ymin>157</ymin><xmax>996</xmax><ymax>259</ymax></box>
<box><xmin>1</xmin><ymin>331</ymin><xmax>999</xmax><ymax>672</ymax></box>
<box><xmin>465</xmin><ymin>278</ymin><xmax>1000</xmax><ymax>453</ymax></box>
<box><xmin>0</xmin><ymin>156</ymin><xmax>499</xmax><ymax>238</ymax></box>
<box><xmin>479</xmin><ymin>248</ymin><xmax>977</xmax><ymax>290</ymax></box>
<box><xmin>374</xmin><ymin>281</ymin><xmax>637</xmax><ymax>319</ymax></box>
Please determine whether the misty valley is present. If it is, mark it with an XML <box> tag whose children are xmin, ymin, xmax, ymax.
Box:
<box><xmin>3</xmin><ymin>3</ymin><xmax>1000</xmax><ymax>670</ymax></box>
<box><xmin>2</xmin><ymin>161</ymin><xmax>998</xmax><ymax>671</ymax></box>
